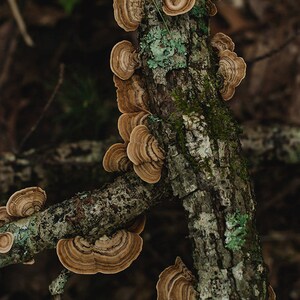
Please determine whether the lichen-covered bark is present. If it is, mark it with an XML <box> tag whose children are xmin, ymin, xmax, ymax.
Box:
<box><xmin>0</xmin><ymin>173</ymin><xmax>171</xmax><ymax>267</ymax></box>
<box><xmin>0</xmin><ymin>139</ymin><xmax>116</xmax><ymax>203</ymax></box>
<box><xmin>139</xmin><ymin>1</ymin><xmax>268</xmax><ymax>299</ymax></box>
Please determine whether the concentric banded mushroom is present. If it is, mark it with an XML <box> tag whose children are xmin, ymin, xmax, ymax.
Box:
<box><xmin>118</xmin><ymin>112</ymin><xmax>149</xmax><ymax>143</ymax></box>
<box><xmin>268</xmin><ymin>285</ymin><xmax>276</xmax><ymax>300</ymax></box>
<box><xmin>0</xmin><ymin>206</ymin><xmax>15</xmax><ymax>226</ymax></box>
<box><xmin>0</xmin><ymin>232</ymin><xmax>14</xmax><ymax>254</ymax></box>
<box><xmin>126</xmin><ymin>214</ymin><xmax>146</xmax><ymax>234</ymax></box>
<box><xmin>162</xmin><ymin>0</ymin><xmax>196</xmax><ymax>16</ymax></box>
<box><xmin>211</xmin><ymin>32</ymin><xmax>235</xmax><ymax>53</ymax></box>
<box><xmin>113</xmin><ymin>75</ymin><xmax>149</xmax><ymax>113</ymax></box>
<box><xmin>156</xmin><ymin>256</ymin><xmax>197</xmax><ymax>300</ymax></box>
<box><xmin>110</xmin><ymin>40</ymin><xmax>140</xmax><ymax>80</ymax></box>
<box><xmin>113</xmin><ymin>0</ymin><xmax>144</xmax><ymax>32</ymax></box>
<box><xmin>218</xmin><ymin>49</ymin><xmax>246</xmax><ymax>100</ymax></box>
<box><xmin>56</xmin><ymin>230</ymin><xmax>143</xmax><ymax>274</ymax></box>
<box><xmin>206</xmin><ymin>0</ymin><xmax>217</xmax><ymax>16</ymax></box>
<box><xmin>102</xmin><ymin>143</ymin><xmax>131</xmax><ymax>172</ymax></box>
<box><xmin>127</xmin><ymin>125</ymin><xmax>165</xmax><ymax>165</ymax></box>
<box><xmin>6</xmin><ymin>187</ymin><xmax>47</xmax><ymax>217</ymax></box>
<box><xmin>133</xmin><ymin>161</ymin><xmax>163</xmax><ymax>184</ymax></box>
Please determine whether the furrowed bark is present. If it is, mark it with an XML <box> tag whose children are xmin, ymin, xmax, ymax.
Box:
<box><xmin>139</xmin><ymin>1</ymin><xmax>268</xmax><ymax>299</ymax></box>
<box><xmin>0</xmin><ymin>173</ymin><xmax>171</xmax><ymax>267</ymax></box>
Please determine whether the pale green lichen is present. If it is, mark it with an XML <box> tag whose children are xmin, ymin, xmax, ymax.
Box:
<box><xmin>225</xmin><ymin>212</ymin><xmax>249</xmax><ymax>251</ymax></box>
<box><xmin>140</xmin><ymin>26</ymin><xmax>187</xmax><ymax>80</ymax></box>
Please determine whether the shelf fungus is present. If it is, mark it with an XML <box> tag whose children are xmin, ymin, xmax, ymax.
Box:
<box><xmin>211</xmin><ymin>32</ymin><xmax>235</xmax><ymax>53</ymax></box>
<box><xmin>110</xmin><ymin>40</ymin><xmax>140</xmax><ymax>80</ymax></box>
<box><xmin>156</xmin><ymin>256</ymin><xmax>197</xmax><ymax>300</ymax></box>
<box><xmin>56</xmin><ymin>230</ymin><xmax>143</xmax><ymax>274</ymax></box>
<box><xmin>0</xmin><ymin>206</ymin><xmax>15</xmax><ymax>226</ymax></box>
<box><xmin>206</xmin><ymin>0</ymin><xmax>217</xmax><ymax>16</ymax></box>
<box><xmin>6</xmin><ymin>187</ymin><xmax>47</xmax><ymax>217</ymax></box>
<box><xmin>113</xmin><ymin>75</ymin><xmax>149</xmax><ymax>114</ymax></box>
<box><xmin>0</xmin><ymin>232</ymin><xmax>14</xmax><ymax>254</ymax></box>
<box><xmin>268</xmin><ymin>285</ymin><xmax>276</xmax><ymax>300</ymax></box>
<box><xmin>102</xmin><ymin>143</ymin><xmax>131</xmax><ymax>172</ymax></box>
<box><xmin>113</xmin><ymin>0</ymin><xmax>144</xmax><ymax>32</ymax></box>
<box><xmin>218</xmin><ymin>49</ymin><xmax>246</xmax><ymax>100</ymax></box>
<box><xmin>127</xmin><ymin>125</ymin><xmax>165</xmax><ymax>183</ymax></box>
<box><xmin>126</xmin><ymin>214</ymin><xmax>146</xmax><ymax>234</ymax></box>
<box><xmin>162</xmin><ymin>0</ymin><xmax>196</xmax><ymax>16</ymax></box>
<box><xmin>118</xmin><ymin>112</ymin><xmax>149</xmax><ymax>143</ymax></box>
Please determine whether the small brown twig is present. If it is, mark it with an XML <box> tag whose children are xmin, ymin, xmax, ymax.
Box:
<box><xmin>7</xmin><ymin>0</ymin><xmax>34</xmax><ymax>47</ymax></box>
<box><xmin>247</xmin><ymin>28</ymin><xmax>300</xmax><ymax>66</ymax></box>
<box><xmin>18</xmin><ymin>64</ymin><xmax>65</xmax><ymax>152</ymax></box>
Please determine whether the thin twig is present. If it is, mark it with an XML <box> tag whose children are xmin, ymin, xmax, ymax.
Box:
<box><xmin>18</xmin><ymin>64</ymin><xmax>65</xmax><ymax>151</ymax></box>
<box><xmin>7</xmin><ymin>0</ymin><xmax>34</xmax><ymax>47</ymax></box>
<box><xmin>247</xmin><ymin>29</ymin><xmax>300</xmax><ymax>66</ymax></box>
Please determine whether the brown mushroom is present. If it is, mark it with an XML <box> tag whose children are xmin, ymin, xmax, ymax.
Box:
<box><xmin>268</xmin><ymin>285</ymin><xmax>276</xmax><ymax>300</ymax></box>
<box><xmin>0</xmin><ymin>232</ymin><xmax>14</xmax><ymax>254</ymax></box>
<box><xmin>218</xmin><ymin>49</ymin><xmax>246</xmax><ymax>100</ymax></box>
<box><xmin>126</xmin><ymin>214</ymin><xmax>146</xmax><ymax>234</ymax></box>
<box><xmin>118</xmin><ymin>111</ymin><xmax>149</xmax><ymax>143</ymax></box>
<box><xmin>162</xmin><ymin>0</ymin><xmax>196</xmax><ymax>16</ymax></box>
<box><xmin>23</xmin><ymin>259</ymin><xmax>35</xmax><ymax>265</ymax></box>
<box><xmin>113</xmin><ymin>0</ymin><xmax>144</xmax><ymax>32</ymax></box>
<box><xmin>211</xmin><ymin>32</ymin><xmax>235</xmax><ymax>53</ymax></box>
<box><xmin>110</xmin><ymin>40</ymin><xmax>140</xmax><ymax>80</ymax></box>
<box><xmin>56</xmin><ymin>230</ymin><xmax>143</xmax><ymax>275</ymax></box>
<box><xmin>133</xmin><ymin>161</ymin><xmax>163</xmax><ymax>184</ymax></box>
<box><xmin>0</xmin><ymin>206</ymin><xmax>15</xmax><ymax>226</ymax></box>
<box><xmin>206</xmin><ymin>0</ymin><xmax>217</xmax><ymax>16</ymax></box>
<box><xmin>6</xmin><ymin>187</ymin><xmax>47</xmax><ymax>217</ymax></box>
<box><xmin>127</xmin><ymin>125</ymin><xmax>165</xmax><ymax>165</ymax></box>
<box><xmin>93</xmin><ymin>229</ymin><xmax>143</xmax><ymax>274</ymax></box>
<box><xmin>102</xmin><ymin>143</ymin><xmax>131</xmax><ymax>172</ymax></box>
<box><xmin>113</xmin><ymin>75</ymin><xmax>149</xmax><ymax>113</ymax></box>
<box><xmin>156</xmin><ymin>256</ymin><xmax>197</xmax><ymax>300</ymax></box>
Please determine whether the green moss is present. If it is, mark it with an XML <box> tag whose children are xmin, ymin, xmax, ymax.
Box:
<box><xmin>230</xmin><ymin>155</ymin><xmax>250</xmax><ymax>181</ymax></box>
<box><xmin>140</xmin><ymin>26</ymin><xmax>187</xmax><ymax>72</ymax></box>
<box><xmin>190</xmin><ymin>1</ymin><xmax>209</xmax><ymax>34</ymax></box>
<box><xmin>225</xmin><ymin>212</ymin><xmax>250</xmax><ymax>251</ymax></box>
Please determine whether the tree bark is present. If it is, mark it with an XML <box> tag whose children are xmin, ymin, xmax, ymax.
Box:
<box><xmin>139</xmin><ymin>2</ymin><xmax>268</xmax><ymax>299</ymax></box>
<box><xmin>0</xmin><ymin>173</ymin><xmax>171</xmax><ymax>267</ymax></box>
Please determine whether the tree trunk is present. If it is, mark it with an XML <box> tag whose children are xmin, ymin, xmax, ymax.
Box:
<box><xmin>140</xmin><ymin>1</ymin><xmax>268</xmax><ymax>299</ymax></box>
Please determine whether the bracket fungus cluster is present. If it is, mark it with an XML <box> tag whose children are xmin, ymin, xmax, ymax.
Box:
<box><xmin>113</xmin><ymin>0</ymin><xmax>144</xmax><ymax>31</ymax></box>
<box><xmin>0</xmin><ymin>186</ymin><xmax>46</xmax><ymax>255</ymax></box>
<box><xmin>103</xmin><ymin>11</ymin><xmax>166</xmax><ymax>183</ymax></box>
<box><xmin>211</xmin><ymin>32</ymin><xmax>246</xmax><ymax>100</ymax></box>
<box><xmin>56</xmin><ymin>224</ymin><xmax>145</xmax><ymax>275</ymax></box>
<box><xmin>156</xmin><ymin>257</ymin><xmax>197</xmax><ymax>300</ymax></box>
<box><xmin>206</xmin><ymin>0</ymin><xmax>217</xmax><ymax>16</ymax></box>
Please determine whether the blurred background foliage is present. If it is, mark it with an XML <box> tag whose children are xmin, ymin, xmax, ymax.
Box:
<box><xmin>0</xmin><ymin>0</ymin><xmax>300</xmax><ymax>299</ymax></box>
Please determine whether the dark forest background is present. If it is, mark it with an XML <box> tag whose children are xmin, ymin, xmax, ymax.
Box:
<box><xmin>0</xmin><ymin>0</ymin><xmax>299</xmax><ymax>299</ymax></box>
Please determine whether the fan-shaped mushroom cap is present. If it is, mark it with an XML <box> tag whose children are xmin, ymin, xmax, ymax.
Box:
<box><xmin>126</xmin><ymin>215</ymin><xmax>146</xmax><ymax>234</ymax></box>
<box><xmin>162</xmin><ymin>0</ymin><xmax>196</xmax><ymax>16</ymax></box>
<box><xmin>113</xmin><ymin>75</ymin><xmax>149</xmax><ymax>113</ymax></box>
<box><xmin>110</xmin><ymin>40</ymin><xmax>140</xmax><ymax>80</ymax></box>
<box><xmin>133</xmin><ymin>161</ymin><xmax>163</xmax><ymax>184</ymax></box>
<box><xmin>206</xmin><ymin>0</ymin><xmax>217</xmax><ymax>16</ymax></box>
<box><xmin>113</xmin><ymin>0</ymin><xmax>144</xmax><ymax>32</ymax></box>
<box><xmin>0</xmin><ymin>206</ymin><xmax>15</xmax><ymax>226</ymax></box>
<box><xmin>23</xmin><ymin>259</ymin><xmax>35</xmax><ymax>265</ymax></box>
<box><xmin>56</xmin><ymin>230</ymin><xmax>143</xmax><ymax>274</ymax></box>
<box><xmin>156</xmin><ymin>257</ymin><xmax>197</xmax><ymax>300</ymax></box>
<box><xmin>268</xmin><ymin>285</ymin><xmax>276</xmax><ymax>300</ymax></box>
<box><xmin>218</xmin><ymin>49</ymin><xmax>246</xmax><ymax>100</ymax></box>
<box><xmin>0</xmin><ymin>232</ymin><xmax>14</xmax><ymax>253</ymax></box>
<box><xmin>118</xmin><ymin>112</ymin><xmax>149</xmax><ymax>143</ymax></box>
<box><xmin>127</xmin><ymin>125</ymin><xmax>165</xmax><ymax>165</ymax></box>
<box><xmin>211</xmin><ymin>32</ymin><xmax>235</xmax><ymax>53</ymax></box>
<box><xmin>103</xmin><ymin>143</ymin><xmax>131</xmax><ymax>172</ymax></box>
<box><xmin>6</xmin><ymin>187</ymin><xmax>47</xmax><ymax>217</ymax></box>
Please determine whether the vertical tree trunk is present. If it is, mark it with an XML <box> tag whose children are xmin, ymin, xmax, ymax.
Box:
<box><xmin>139</xmin><ymin>1</ymin><xmax>268</xmax><ymax>299</ymax></box>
